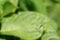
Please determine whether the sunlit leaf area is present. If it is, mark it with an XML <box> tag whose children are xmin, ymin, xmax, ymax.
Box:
<box><xmin>0</xmin><ymin>0</ymin><xmax>60</xmax><ymax>40</ymax></box>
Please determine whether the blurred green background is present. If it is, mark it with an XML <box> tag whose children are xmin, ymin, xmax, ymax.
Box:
<box><xmin>0</xmin><ymin>0</ymin><xmax>60</xmax><ymax>40</ymax></box>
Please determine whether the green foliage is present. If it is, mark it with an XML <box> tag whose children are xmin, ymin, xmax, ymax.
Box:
<box><xmin>0</xmin><ymin>39</ymin><xmax>6</xmax><ymax>40</ymax></box>
<box><xmin>0</xmin><ymin>0</ymin><xmax>60</xmax><ymax>40</ymax></box>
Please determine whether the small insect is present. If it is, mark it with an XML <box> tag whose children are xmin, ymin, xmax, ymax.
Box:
<box><xmin>35</xmin><ymin>24</ymin><xmax>44</xmax><ymax>32</ymax></box>
<box><xmin>39</xmin><ymin>24</ymin><xmax>43</xmax><ymax>29</ymax></box>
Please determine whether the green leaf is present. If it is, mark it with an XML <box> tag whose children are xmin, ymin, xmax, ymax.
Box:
<box><xmin>0</xmin><ymin>0</ymin><xmax>8</xmax><ymax>18</ymax></box>
<box><xmin>30</xmin><ymin>0</ymin><xmax>47</xmax><ymax>15</ymax></box>
<box><xmin>0</xmin><ymin>38</ymin><xmax>6</xmax><ymax>40</ymax></box>
<box><xmin>2</xmin><ymin>2</ymin><xmax>17</xmax><ymax>16</ymax></box>
<box><xmin>48</xmin><ymin>3</ymin><xmax>60</xmax><ymax>37</ymax></box>
<box><xmin>0</xmin><ymin>0</ymin><xmax>8</xmax><ymax>5</ymax></box>
<box><xmin>0</xmin><ymin>0</ymin><xmax>18</xmax><ymax>16</ymax></box>
<box><xmin>42</xmin><ymin>32</ymin><xmax>60</xmax><ymax>40</ymax></box>
<box><xmin>9</xmin><ymin>0</ymin><xmax>18</xmax><ymax>7</ymax></box>
<box><xmin>19</xmin><ymin>0</ymin><xmax>28</xmax><ymax>11</ymax></box>
<box><xmin>1</xmin><ymin>12</ymin><xmax>58</xmax><ymax>40</ymax></box>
